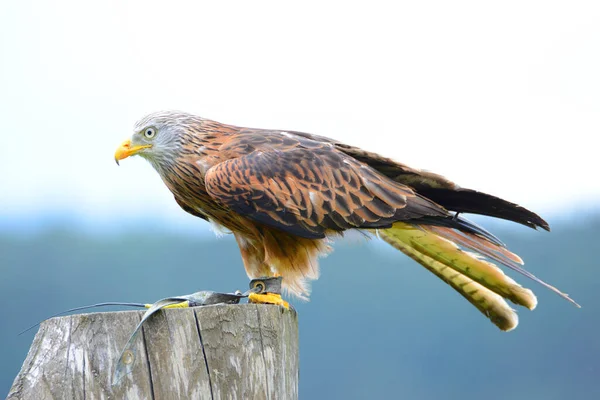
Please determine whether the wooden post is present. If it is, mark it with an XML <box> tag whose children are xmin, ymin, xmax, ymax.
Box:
<box><xmin>8</xmin><ymin>304</ymin><xmax>299</xmax><ymax>400</ymax></box>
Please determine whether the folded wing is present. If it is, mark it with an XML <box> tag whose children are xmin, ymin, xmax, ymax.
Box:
<box><xmin>205</xmin><ymin>144</ymin><xmax>449</xmax><ymax>239</ymax></box>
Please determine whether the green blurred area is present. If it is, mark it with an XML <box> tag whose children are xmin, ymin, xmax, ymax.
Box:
<box><xmin>1</xmin><ymin>220</ymin><xmax>598</xmax><ymax>399</ymax></box>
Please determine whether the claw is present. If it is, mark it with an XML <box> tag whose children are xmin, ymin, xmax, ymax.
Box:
<box><xmin>248</xmin><ymin>293</ymin><xmax>290</xmax><ymax>309</ymax></box>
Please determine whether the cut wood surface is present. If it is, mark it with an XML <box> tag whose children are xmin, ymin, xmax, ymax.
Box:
<box><xmin>8</xmin><ymin>304</ymin><xmax>298</xmax><ymax>400</ymax></box>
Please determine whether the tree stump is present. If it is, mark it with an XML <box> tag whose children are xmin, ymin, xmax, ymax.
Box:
<box><xmin>8</xmin><ymin>304</ymin><xmax>299</xmax><ymax>400</ymax></box>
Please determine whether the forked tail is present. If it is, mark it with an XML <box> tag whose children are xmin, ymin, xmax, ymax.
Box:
<box><xmin>378</xmin><ymin>222</ymin><xmax>578</xmax><ymax>331</ymax></box>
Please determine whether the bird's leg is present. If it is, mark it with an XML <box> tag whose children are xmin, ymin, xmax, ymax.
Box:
<box><xmin>247</xmin><ymin>276</ymin><xmax>290</xmax><ymax>309</ymax></box>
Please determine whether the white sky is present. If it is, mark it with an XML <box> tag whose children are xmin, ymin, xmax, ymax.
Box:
<box><xmin>1</xmin><ymin>1</ymin><xmax>599</xmax><ymax>231</ymax></box>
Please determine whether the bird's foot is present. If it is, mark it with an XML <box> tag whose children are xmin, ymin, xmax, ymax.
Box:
<box><xmin>247</xmin><ymin>276</ymin><xmax>289</xmax><ymax>309</ymax></box>
<box><xmin>248</xmin><ymin>292</ymin><xmax>289</xmax><ymax>309</ymax></box>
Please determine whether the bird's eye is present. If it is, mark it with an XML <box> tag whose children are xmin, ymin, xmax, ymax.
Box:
<box><xmin>144</xmin><ymin>127</ymin><xmax>156</xmax><ymax>139</ymax></box>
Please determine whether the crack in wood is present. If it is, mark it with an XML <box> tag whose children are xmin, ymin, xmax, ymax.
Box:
<box><xmin>194</xmin><ymin>309</ymin><xmax>215</xmax><ymax>400</ymax></box>
<box><xmin>141</xmin><ymin>324</ymin><xmax>156</xmax><ymax>400</ymax></box>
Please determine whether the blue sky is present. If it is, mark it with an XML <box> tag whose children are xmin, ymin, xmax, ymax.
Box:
<box><xmin>1</xmin><ymin>1</ymin><xmax>599</xmax><ymax>233</ymax></box>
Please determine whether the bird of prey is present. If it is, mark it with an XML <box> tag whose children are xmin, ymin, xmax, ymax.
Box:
<box><xmin>115</xmin><ymin>111</ymin><xmax>577</xmax><ymax>331</ymax></box>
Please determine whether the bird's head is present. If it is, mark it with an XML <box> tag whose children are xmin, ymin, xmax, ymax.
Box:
<box><xmin>115</xmin><ymin>111</ymin><xmax>202</xmax><ymax>172</ymax></box>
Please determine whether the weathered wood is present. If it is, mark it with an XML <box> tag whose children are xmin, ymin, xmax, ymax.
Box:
<box><xmin>8</xmin><ymin>304</ymin><xmax>298</xmax><ymax>400</ymax></box>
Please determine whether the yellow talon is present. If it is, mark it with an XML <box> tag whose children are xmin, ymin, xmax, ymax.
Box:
<box><xmin>249</xmin><ymin>293</ymin><xmax>289</xmax><ymax>309</ymax></box>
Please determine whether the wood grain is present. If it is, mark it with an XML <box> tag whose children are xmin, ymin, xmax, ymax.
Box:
<box><xmin>8</xmin><ymin>304</ymin><xmax>298</xmax><ymax>400</ymax></box>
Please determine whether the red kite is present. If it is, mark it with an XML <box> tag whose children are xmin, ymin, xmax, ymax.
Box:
<box><xmin>115</xmin><ymin>111</ymin><xmax>577</xmax><ymax>331</ymax></box>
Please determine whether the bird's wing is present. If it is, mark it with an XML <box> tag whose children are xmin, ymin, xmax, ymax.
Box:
<box><xmin>204</xmin><ymin>140</ymin><xmax>449</xmax><ymax>239</ymax></box>
<box><xmin>287</xmin><ymin>130</ymin><xmax>549</xmax><ymax>230</ymax></box>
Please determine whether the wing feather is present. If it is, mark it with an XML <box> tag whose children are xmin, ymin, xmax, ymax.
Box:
<box><xmin>205</xmin><ymin>141</ymin><xmax>448</xmax><ymax>239</ymax></box>
<box><xmin>286</xmin><ymin>129</ymin><xmax>549</xmax><ymax>230</ymax></box>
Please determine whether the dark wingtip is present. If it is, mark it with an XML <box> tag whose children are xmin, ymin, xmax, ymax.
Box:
<box><xmin>418</xmin><ymin>188</ymin><xmax>551</xmax><ymax>232</ymax></box>
<box><xmin>524</xmin><ymin>210</ymin><xmax>550</xmax><ymax>232</ymax></box>
<box><xmin>512</xmin><ymin>203</ymin><xmax>550</xmax><ymax>232</ymax></box>
<box><xmin>538</xmin><ymin>219</ymin><xmax>551</xmax><ymax>232</ymax></box>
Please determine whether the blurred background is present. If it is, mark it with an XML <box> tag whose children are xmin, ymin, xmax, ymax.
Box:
<box><xmin>1</xmin><ymin>1</ymin><xmax>599</xmax><ymax>398</ymax></box>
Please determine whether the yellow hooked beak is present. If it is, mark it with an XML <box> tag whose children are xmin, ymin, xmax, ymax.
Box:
<box><xmin>114</xmin><ymin>139</ymin><xmax>152</xmax><ymax>165</ymax></box>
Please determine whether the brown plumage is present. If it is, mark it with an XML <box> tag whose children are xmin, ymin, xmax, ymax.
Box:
<box><xmin>115</xmin><ymin>111</ymin><xmax>578</xmax><ymax>331</ymax></box>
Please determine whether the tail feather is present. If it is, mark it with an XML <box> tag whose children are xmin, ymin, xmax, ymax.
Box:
<box><xmin>378</xmin><ymin>221</ymin><xmax>579</xmax><ymax>330</ymax></box>
<box><xmin>426</xmin><ymin>225</ymin><xmax>524</xmax><ymax>267</ymax></box>
<box><xmin>381</xmin><ymin>222</ymin><xmax>538</xmax><ymax>309</ymax></box>
<box><xmin>425</xmin><ymin>225</ymin><xmax>580</xmax><ymax>308</ymax></box>
<box><xmin>417</xmin><ymin>214</ymin><xmax>506</xmax><ymax>247</ymax></box>
<box><xmin>380</xmin><ymin>229</ymin><xmax>519</xmax><ymax>331</ymax></box>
